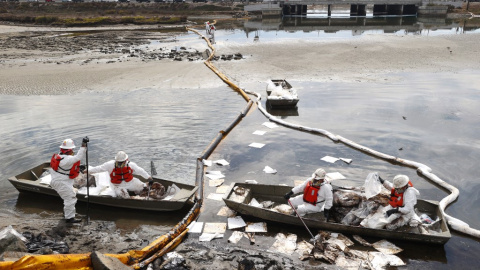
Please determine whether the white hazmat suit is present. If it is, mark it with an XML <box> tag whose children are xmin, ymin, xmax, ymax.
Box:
<box><xmin>360</xmin><ymin>179</ymin><xmax>420</xmax><ymax>229</ymax></box>
<box><xmin>88</xmin><ymin>160</ymin><xmax>150</xmax><ymax>199</ymax></box>
<box><xmin>290</xmin><ymin>177</ymin><xmax>333</xmax><ymax>217</ymax></box>
<box><xmin>49</xmin><ymin>147</ymin><xmax>86</xmax><ymax>220</ymax></box>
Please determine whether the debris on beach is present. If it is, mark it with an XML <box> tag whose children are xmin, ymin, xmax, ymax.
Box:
<box><xmin>244</xmin><ymin>232</ymin><xmax>255</xmax><ymax>245</ymax></box>
<box><xmin>372</xmin><ymin>239</ymin><xmax>403</xmax><ymax>255</ymax></box>
<box><xmin>217</xmin><ymin>206</ymin><xmax>236</xmax><ymax>217</ymax></box>
<box><xmin>228</xmin><ymin>231</ymin><xmax>244</xmax><ymax>244</ymax></box>
<box><xmin>227</xmin><ymin>216</ymin><xmax>247</xmax><ymax>230</ymax></box>
<box><xmin>269</xmin><ymin>233</ymin><xmax>297</xmax><ymax>255</ymax></box>
<box><xmin>304</xmin><ymin>231</ymin><xmax>405</xmax><ymax>268</ymax></box>
<box><xmin>352</xmin><ymin>235</ymin><xmax>373</xmax><ymax>247</ymax></box>
<box><xmin>245</xmin><ymin>222</ymin><xmax>267</xmax><ymax>233</ymax></box>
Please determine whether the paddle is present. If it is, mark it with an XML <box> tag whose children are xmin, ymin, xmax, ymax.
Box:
<box><xmin>150</xmin><ymin>160</ymin><xmax>157</xmax><ymax>176</ymax></box>
<box><xmin>145</xmin><ymin>160</ymin><xmax>157</xmax><ymax>201</ymax></box>
<box><xmin>288</xmin><ymin>199</ymin><xmax>317</xmax><ymax>245</ymax></box>
<box><xmin>84</xmin><ymin>136</ymin><xmax>90</xmax><ymax>225</ymax></box>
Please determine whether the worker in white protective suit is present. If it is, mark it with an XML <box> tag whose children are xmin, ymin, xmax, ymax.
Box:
<box><xmin>361</xmin><ymin>174</ymin><xmax>420</xmax><ymax>230</ymax></box>
<box><xmin>50</xmin><ymin>138</ymin><xmax>88</xmax><ymax>224</ymax></box>
<box><xmin>284</xmin><ymin>168</ymin><xmax>333</xmax><ymax>220</ymax></box>
<box><xmin>87</xmin><ymin>151</ymin><xmax>153</xmax><ymax>199</ymax></box>
<box><xmin>205</xmin><ymin>21</ymin><xmax>215</xmax><ymax>37</ymax></box>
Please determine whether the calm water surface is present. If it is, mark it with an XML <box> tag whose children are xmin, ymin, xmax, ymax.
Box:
<box><xmin>1</xmin><ymin>18</ymin><xmax>479</xmax><ymax>268</ymax></box>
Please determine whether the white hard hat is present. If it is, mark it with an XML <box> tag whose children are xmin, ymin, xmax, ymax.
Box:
<box><xmin>313</xmin><ymin>168</ymin><xmax>326</xmax><ymax>180</ymax></box>
<box><xmin>115</xmin><ymin>151</ymin><xmax>128</xmax><ymax>162</ymax></box>
<box><xmin>59</xmin><ymin>139</ymin><xmax>75</xmax><ymax>149</ymax></box>
<box><xmin>393</xmin><ymin>175</ymin><xmax>409</xmax><ymax>189</ymax></box>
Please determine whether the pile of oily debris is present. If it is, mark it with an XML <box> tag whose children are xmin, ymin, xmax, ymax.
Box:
<box><xmin>270</xmin><ymin>230</ymin><xmax>406</xmax><ymax>269</ymax></box>
<box><xmin>332</xmin><ymin>187</ymin><xmax>442</xmax><ymax>234</ymax></box>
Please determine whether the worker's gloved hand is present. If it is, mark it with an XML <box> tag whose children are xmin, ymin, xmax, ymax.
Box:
<box><xmin>79</xmin><ymin>165</ymin><xmax>86</xmax><ymax>173</ymax></box>
<box><xmin>386</xmin><ymin>208</ymin><xmax>399</xmax><ymax>217</ymax></box>
<box><xmin>324</xmin><ymin>208</ymin><xmax>330</xmax><ymax>222</ymax></box>
<box><xmin>148</xmin><ymin>177</ymin><xmax>153</xmax><ymax>187</ymax></box>
<box><xmin>82</xmin><ymin>136</ymin><xmax>89</xmax><ymax>143</ymax></box>
<box><xmin>378</xmin><ymin>175</ymin><xmax>385</xmax><ymax>184</ymax></box>
<box><xmin>284</xmin><ymin>191</ymin><xmax>293</xmax><ymax>200</ymax></box>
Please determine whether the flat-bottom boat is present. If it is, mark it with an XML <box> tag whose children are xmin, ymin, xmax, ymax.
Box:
<box><xmin>223</xmin><ymin>183</ymin><xmax>451</xmax><ymax>244</ymax></box>
<box><xmin>8</xmin><ymin>162</ymin><xmax>198</xmax><ymax>212</ymax></box>
<box><xmin>266</xmin><ymin>79</ymin><xmax>299</xmax><ymax>109</ymax></box>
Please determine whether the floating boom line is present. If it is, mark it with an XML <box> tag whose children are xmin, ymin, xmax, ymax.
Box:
<box><xmin>244</xmin><ymin>89</ymin><xmax>480</xmax><ymax>239</ymax></box>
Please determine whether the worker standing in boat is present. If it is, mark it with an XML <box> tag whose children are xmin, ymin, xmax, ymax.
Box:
<box><xmin>284</xmin><ymin>168</ymin><xmax>333</xmax><ymax>221</ymax></box>
<box><xmin>50</xmin><ymin>138</ymin><xmax>88</xmax><ymax>224</ymax></box>
<box><xmin>87</xmin><ymin>151</ymin><xmax>153</xmax><ymax>199</ymax></box>
<box><xmin>362</xmin><ymin>174</ymin><xmax>420</xmax><ymax>230</ymax></box>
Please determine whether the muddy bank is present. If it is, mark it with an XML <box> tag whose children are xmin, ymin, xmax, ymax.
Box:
<box><xmin>0</xmin><ymin>215</ymin><xmax>333</xmax><ymax>269</ymax></box>
<box><xmin>0</xmin><ymin>24</ymin><xmax>244</xmax><ymax>95</ymax></box>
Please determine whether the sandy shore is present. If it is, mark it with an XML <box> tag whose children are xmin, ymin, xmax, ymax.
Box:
<box><xmin>216</xmin><ymin>33</ymin><xmax>480</xmax><ymax>87</ymax></box>
<box><xmin>1</xmin><ymin>24</ymin><xmax>479</xmax><ymax>96</ymax></box>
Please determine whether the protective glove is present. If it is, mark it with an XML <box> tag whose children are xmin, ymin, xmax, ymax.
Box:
<box><xmin>148</xmin><ymin>177</ymin><xmax>153</xmax><ymax>187</ymax></box>
<box><xmin>79</xmin><ymin>165</ymin><xmax>86</xmax><ymax>173</ymax></box>
<box><xmin>324</xmin><ymin>208</ymin><xmax>330</xmax><ymax>222</ymax></box>
<box><xmin>82</xmin><ymin>136</ymin><xmax>89</xmax><ymax>144</ymax></box>
<box><xmin>386</xmin><ymin>208</ymin><xmax>399</xmax><ymax>217</ymax></box>
<box><xmin>378</xmin><ymin>175</ymin><xmax>385</xmax><ymax>184</ymax></box>
<box><xmin>284</xmin><ymin>191</ymin><xmax>294</xmax><ymax>200</ymax></box>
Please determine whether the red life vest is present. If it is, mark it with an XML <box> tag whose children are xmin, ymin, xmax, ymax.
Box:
<box><xmin>389</xmin><ymin>181</ymin><xmax>414</xmax><ymax>208</ymax></box>
<box><xmin>50</xmin><ymin>154</ymin><xmax>80</xmax><ymax>179</ymax></box>
<box><xmin>303</xmin><ymin>181</ymin><xmax>321</xmax><ymax>205</ymax></box>
<box><xmin>110</xmin><ymin>162</ymin><xmax>133</xmax><ymax>184</ymax></box>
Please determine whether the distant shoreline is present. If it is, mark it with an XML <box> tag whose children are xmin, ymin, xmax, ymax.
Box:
<box><xmin>0</xmin><ymin>2</ymin><xmax>478</xmax><ymax>27</ymax></box>
<box><xmin>1</xmin><ymin>23</ymin><xmax>479</xmax><ymax>96</ymax></box>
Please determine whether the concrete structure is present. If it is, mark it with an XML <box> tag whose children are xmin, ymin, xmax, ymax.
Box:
<box><xmin>245</xmin><ymin>0</ymin><xmax>425</xmax><ymax>17</ymax></box>
<box><xmin>418</xmin><ymin>5</ymin><xmax>448</xmax><ymax>16</ymax></box>
<box><xmin>241</xmin><ymin>16</ymin><xmax>465</xmax><ymax>39</ymax></box>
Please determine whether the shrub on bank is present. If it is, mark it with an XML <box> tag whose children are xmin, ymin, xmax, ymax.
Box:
<box><xmin>35</xmin><ymin>16</ymin><xmax>59</xmax><ymax>24</ymax></box>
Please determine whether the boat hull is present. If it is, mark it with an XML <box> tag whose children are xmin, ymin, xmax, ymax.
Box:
<box><xmin>8</xmin><ymin>162</ymin><xmax>197</xmax><ymax>212</ymax></box>
<box><xmin>223</xmin><ymin>183</ymin><xmax>451</xmax><ymax>244</ymax></box>
<box><xmin>266</xmin><ymin>99</ymin><xmax>299</xmax><ymax>108</ymax></box>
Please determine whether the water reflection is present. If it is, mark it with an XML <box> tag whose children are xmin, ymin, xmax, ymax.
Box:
<box><xmin>265</xmin><ymin>102</ymin><xmax>299</xmax><ymax>117</ymax></box>
<box><xmin>0</xmin><ymin>86</ymin><xmax>244</xmax><ymax>223</ymax></box>
<box><xmin>237</xmin><ymin>16</ymin><xmax>480</xmax><ymax>40</ymax></box>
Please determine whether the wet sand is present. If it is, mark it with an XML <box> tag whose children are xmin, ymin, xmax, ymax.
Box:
<box><xmin>1</xmin><ymin>25</ymin><xmax>479</xmax><ymax>96</ymax></box>
<box><xmin>216</xmin><ymin>33</ymin><xmax>480</xmax><ymax>87</ymax></box>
